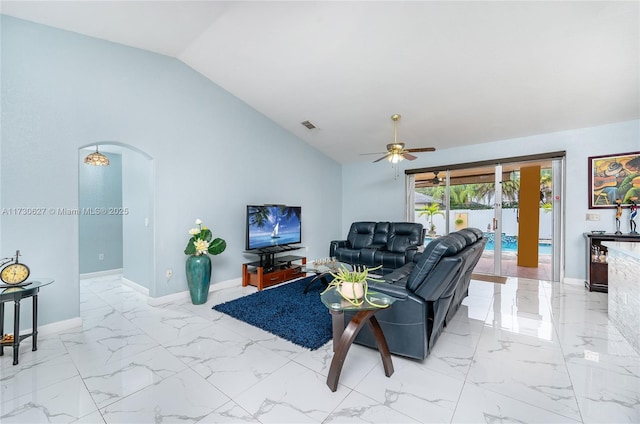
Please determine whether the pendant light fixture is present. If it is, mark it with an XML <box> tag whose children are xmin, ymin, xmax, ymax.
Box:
<box><xmin>84</xmin><ymin>145</ymin><xmax>110</xmax><ymax>166</ymax></box>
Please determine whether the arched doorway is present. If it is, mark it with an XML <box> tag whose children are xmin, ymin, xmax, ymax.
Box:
<box><xmin>78</xmin><ymin>143</ymin><xmax>155</xmax><ymax>295</ymax></box>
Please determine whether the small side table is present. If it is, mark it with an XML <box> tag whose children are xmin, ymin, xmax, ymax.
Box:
<box><xmin>320</xmin><ymin>287</ymin><xmax>396</xmax><ymax>392</ymax></box>
<box><xmin>0</xmin><ymin>279</ymin><xmax>54</xmax><ymax>365</ymax></box>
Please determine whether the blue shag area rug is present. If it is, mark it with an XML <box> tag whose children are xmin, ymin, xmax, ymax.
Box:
<box><xmin>213</xmin><ymin>276</ymin><xmax>332</xmax><ymax>350</ymax></box>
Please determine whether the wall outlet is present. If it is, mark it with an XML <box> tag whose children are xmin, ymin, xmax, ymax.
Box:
<box><xmin>586</xmin><ymin>213</ymin><xmax>600</xmax><ymax>221</ymax></box>
<box><xmin>166</xmin><ymin>269</ymin><xmax>173</xmax><ymax>279</ymax></box>
<box><xmin>98</xmin><ymin>253</ymin><xmax>104</xmax><ymax>260</ymax></box>
<box><xmin>584</xmin><ymin>350</ymin><xmax>599</xmax><ymax>362</ymax></box>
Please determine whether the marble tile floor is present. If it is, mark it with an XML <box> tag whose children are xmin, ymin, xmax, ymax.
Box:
<box><xmin>1</xmin><ymin>274</ymin><xmax>638</xmax><ymax>423</ymax></box>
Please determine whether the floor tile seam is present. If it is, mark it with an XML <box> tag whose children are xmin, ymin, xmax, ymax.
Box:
<box><xmin>85</xmin><ymin>357</ymin><xmax>181</xmax><ymax>411</ymax></box>
<box><xmin>211</xmin><ymin>399</ymin><xmax>261</xmax><ymax>424</ymax></box>
<box><xmin>0</xmin><ymin>331</ymin><xmax>79</xmax><ymax>386</ymax></box>
<box><xmin>328</xmin><ymin>386</ymin><xmax>420</xmax><ymax>424</ymax></box>
<box><xmin>474</xmin><ymin>331</ymin><xmax>565</xmax><ymax>356</ymax></box>
<box><xmin>74</xmin><ymin>306</ymin><xmax>132</xmax><ymax>329</ymax></box>
<box><xmin>449</xmin><ymin>297</ymin><xmax>491</xmax><ymax>423</ymax></box>
<box><xmin>187</xmin><ymin>349</ymin><xmax>294</xmax><ymax>401</ymax></box>
<box><xmin>460</xmin><ymin>380</ymin><xmax>584</xmax><ymax>423</ymax></box>
<box><xmin>74</xmin><ymin>367</ymin><xmax>104</xmax><ymax>419</ymax></box>
<box><xmin>0</xmin><ymin>372</ymin><xmax>86</xmax><ymax>412</ymax></box>
<box><xmin>0</xmin><ymin>347</ymin><xmax>70</xmax><ymax>375</ymax></box>
<box><xmin>94</xmin><ymin>369</ymin><xmax>226</xmax><ymax>421</ymax></box>
<box><xmin>554</xmin><ymin>323</ymin><xmax>631</xmax><ymax>344</ymax></box>
<box><xmin>69</xmin><ymin>342</ymin><xmax>162</xmax><ymax>379</ymax></box>
<box><xmin>546</xmin><ymin>306</ymin><xmax>586</xmax><ymax>424</ymax></box>
<box><xmin>564</xmin><ymin>359</ymin><xmax>640</xmax><ymax>388</ymax></box>
<box><xmin>201</xmin><ymin>381</ymin><xmax>274</xmax><ymax>418</ymax></box>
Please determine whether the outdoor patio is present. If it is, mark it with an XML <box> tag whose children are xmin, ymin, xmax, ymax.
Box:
<box><xmin>474</xmin><ymin>251</ymin><xmax>553</xmax><ymax>281</ymax></box>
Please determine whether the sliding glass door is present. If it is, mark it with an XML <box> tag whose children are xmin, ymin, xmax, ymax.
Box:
<box><xmin>411</xmin><ymin>155</ymin><xmax>563</xmax><ymax>281</ymax></box>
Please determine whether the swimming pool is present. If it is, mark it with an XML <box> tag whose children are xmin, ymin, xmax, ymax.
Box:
<box><xmin>424</xmin><ymin>236</ymin><xmax>552</xmax><ymax>254</ymax></box>
<box><xmin>485</xmin><ymin>239</ymin><xmax>552</xmax><ymax>254</ymax></box>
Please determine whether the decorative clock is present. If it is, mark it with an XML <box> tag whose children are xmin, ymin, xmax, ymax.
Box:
<box><xmin>0</xmin><ymin>250</ymin><xmax>30</xmax><ymax>285</ymax></box>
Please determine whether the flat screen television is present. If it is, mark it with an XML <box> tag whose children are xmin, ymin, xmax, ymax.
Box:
<box><xmin>246</xmin><ymin>205</ymin><xmax>302</xmax><ymax>251</ymax></box>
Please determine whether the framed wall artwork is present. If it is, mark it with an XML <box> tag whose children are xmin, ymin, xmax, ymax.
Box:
<box><xmin>589</xmin><ymin>151</ymin><xmax>640</xmax><ymax>209</ymax></box>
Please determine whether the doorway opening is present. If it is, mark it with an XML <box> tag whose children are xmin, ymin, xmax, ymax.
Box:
<box><xmin>409</xmin><ymin>153</ymin><xmax>564</xmax><ymax>282</ymax></box>
<box><xmin>78</xmin><ymin>143</ymin><xmax>155</xmax><ymax>295</ymax></box>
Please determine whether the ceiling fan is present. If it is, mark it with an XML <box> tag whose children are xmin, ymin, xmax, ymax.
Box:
<box><xmin>364</xmin><ymin>114</ymin><xmax>436</xmax><ymax>163</ymax></box>
<box><xmin>429</xmin><ymin>171</ymin><xmax>444</xmax><ymax>185</ymax></box>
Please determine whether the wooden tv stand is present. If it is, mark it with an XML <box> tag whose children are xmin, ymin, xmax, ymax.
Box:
<box><xmin>242</xmin><ymin>254</ymin><xmax>306</xmax><ymax>291</ymax></box>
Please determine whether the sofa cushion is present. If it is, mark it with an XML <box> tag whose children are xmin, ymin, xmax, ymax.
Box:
<box><xmin>456</xmin><ymin>227</ymin><xmax>481</xmax><ymax>244</ymax></box>
<box><xmin>406</xmin><ymin>235</ymin><xmax>465</xmax><ymax>291</ymax></box>
<box><xmin>373</xmin><ymin>250</ymin><xmax>411</xmax><ymax>272</ymax></box>
<box><xmin>386</xmin><ymin>222</ymin><xmax>423</xmax><ymax>253</ymax></box>
<box><xmin>372</xmin><ymin>222</ymin><xmax>391</xmax><ymax>245</ymax></box>
<box><xmin>347</xmin><ymin>222</ymin><xmax>376</xmax><ymax>249</ymax></box>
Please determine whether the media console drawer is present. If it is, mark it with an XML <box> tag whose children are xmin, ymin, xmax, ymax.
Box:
<box><xmin>242</xmin><ymin>256</ymin><xmax>306</xmax><ymax>291</ymax></box>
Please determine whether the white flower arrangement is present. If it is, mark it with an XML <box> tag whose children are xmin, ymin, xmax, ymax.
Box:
<box><xmin>184</xmin><ymin>219</ymin><xmax>226</xmax><ymax>256</ymax></box>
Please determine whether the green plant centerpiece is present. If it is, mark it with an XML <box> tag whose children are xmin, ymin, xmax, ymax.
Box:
<box><xmin>321</xmin><ymin>264</ymin><xmax>388</xmax><ymax>307</ymax></box>
<box><xmin>184</xmin><ymin>219</ymin><xmax>226</xmax><ymax>305</ymax></box>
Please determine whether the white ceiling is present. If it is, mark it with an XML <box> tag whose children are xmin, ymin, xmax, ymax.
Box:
<box><xmin>2</xmin><ymin>1</ymin><xmax>639</xmax><ymax>164</ymax></box>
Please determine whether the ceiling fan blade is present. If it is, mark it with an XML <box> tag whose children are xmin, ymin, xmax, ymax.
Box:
<box><xmin>360</xmin><ymin>151</ymin><xmax>388</xmax><ymax>156</ymax></box>
<box><xmin>373</xmin><ymin>155</ymin><xmax>389</xmax><ymax>163</ymax></box>
<box><xmin>403</xmin><ymin>153</ymin><xmax>418</xmax><ymax>160</ymax></box>
<box><xmin>405</xmin><ymin>147</ymin><xmax>436</xmax><ymax>153</ymax></box>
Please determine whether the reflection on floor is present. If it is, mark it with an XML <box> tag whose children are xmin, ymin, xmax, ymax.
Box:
<box><xmin>475</xmin><ymin>252</ymin><xmax>553</xmax><ymax>281</ymax></box>
<box><xmin>1</xmin><ymin>274</ymin><xmax>638</xmax><ymax>423</ymax></box>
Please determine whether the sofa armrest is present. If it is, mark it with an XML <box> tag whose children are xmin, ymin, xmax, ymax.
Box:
<box><xmin>367</xmin><ymin>280</ymin><xmax>410</xmax><ymax>300</ymax></box>
<box><xmin>405</xmin><ymin>246</ymin><xmax>421</xmax><ymax>263</ymax></box>
<box><xmin>329</xmin><ymin>240</ymin><xmax>349</xmax><ymax>257</ymax></box>
<box><xmin>381</xmin><ymin>262</ymin><xmax>414</xmax><ymax>284</ymax></box>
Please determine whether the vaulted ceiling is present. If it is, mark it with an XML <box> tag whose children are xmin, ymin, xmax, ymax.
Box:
<box><xmin>2</xmin><ymin>1</ymin><xmax>638</xmax><ymax>163</ymax></box>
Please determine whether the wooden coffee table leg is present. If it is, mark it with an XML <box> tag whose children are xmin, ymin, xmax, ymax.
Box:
<box><xmin>326</xmin><ymin>309</ymin><xmax>377</xmax><ymax>392</ymax></box>
<box><xmin>367</xmin><ymin>315</ymin><xmax>394</xmax><ymax>377</ymax></box>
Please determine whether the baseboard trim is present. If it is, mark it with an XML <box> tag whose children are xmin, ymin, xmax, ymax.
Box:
<box><xmin>80</xmin><ymin>269</ymin><xmax>123</xmax><ymax>280</ymax></box>
<box><xmin>38</xmin><ymin>317</ymin><xmax>83</xmax><ymax>336</ymax></box>
<box><xmin>147</xmin><ymin>278</ymin><xmax>241</xmax><ymax>306</ymax></box>
<box><xmin>122</xmin><ymin>277</ymin><xmax>150</xmax><ymax>296</ymax></box>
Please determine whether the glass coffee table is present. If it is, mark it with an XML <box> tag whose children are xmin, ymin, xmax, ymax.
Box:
<box><xmin>320</xmin><ymin>287</ymin><xmax>396</xmax><ymax>392</ymax></box>
<box><xmin>300</xmin><ymin>260</ymin><xmax>350</xmax><ymax>294</ymax></box>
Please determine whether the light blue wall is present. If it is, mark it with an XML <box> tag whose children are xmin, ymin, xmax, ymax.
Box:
<box><xmin>1</xmin><ymin>16</ymin><xmax>342</xmax><ymax>329</ymax></box>
<box><xmin>342</xmin><ymin>120</ymin><xmax>640</xmax><ymax>281</ymax></box>
<box><xmin>79</xmin><ymin>151</ymin><xmax>123</xmax><ymax>273</ymax></box>
<box><xmin>122</xmin><ymin>148</ymin><xmax>154</xmax><ymax>293</ymax></box>
<box><xmin>3</xmin><ymin>14</ymin><xmax>636</xmax><ymax>331</ymax></box>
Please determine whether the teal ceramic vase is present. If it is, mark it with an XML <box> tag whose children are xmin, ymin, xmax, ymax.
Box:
<box><xmin>185</xmin><ymin>254</ymin><xmax>211</xmax><ymax>305</ymax></box>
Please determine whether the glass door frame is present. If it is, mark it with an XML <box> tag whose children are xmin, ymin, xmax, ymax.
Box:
<box><xmin>407</xmin><ymin>151</ymin><xmax>565</xmax><ymax>282</ymax></box>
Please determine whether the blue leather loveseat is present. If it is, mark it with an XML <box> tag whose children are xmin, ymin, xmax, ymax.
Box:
<box><xmin>329</xmin><ymin>221</ymin><xmax>424</xmax><ymax>275</ymax></box>
<box><xmin>343</xmin><ymin>228</ymin><xmax>487</xmax><ymax>360</ymax></box>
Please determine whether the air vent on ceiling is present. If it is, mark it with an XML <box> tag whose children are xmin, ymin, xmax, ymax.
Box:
<box><xmin>301</xmin><ymin>120</ymin><xmax>317</xmax><ymax>130</ymax></box>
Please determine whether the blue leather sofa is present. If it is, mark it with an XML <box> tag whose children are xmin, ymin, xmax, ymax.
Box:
<box><xmin>329</xmin><ymin>221</ymin><xmax>424</xmax><ymax>275</ymax></box>
<box><xmin>343</xmin><ymin>228</ymin><xmax>487</xmax><ymax>360</ymax></box>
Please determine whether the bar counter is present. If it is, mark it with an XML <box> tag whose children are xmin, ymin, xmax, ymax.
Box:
<box><xmin>602</xmin><ymin>241</ymin><xmax>640</xmax><ymax>354</ymax></box>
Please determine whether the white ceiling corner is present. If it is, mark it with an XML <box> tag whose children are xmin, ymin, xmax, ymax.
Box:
<box><xmin>2</xmin><ymin>1</ymin><xmax>639</xmax><ymax>164</ymax></box>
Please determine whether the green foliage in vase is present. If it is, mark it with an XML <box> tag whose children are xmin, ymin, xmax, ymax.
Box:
<box><xmin>184</xmin><ymin>219</ymin><xmax>227</xmax><ymax>256</ymax></box>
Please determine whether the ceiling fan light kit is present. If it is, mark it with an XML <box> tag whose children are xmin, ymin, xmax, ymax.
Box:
<box><xmin>366</xmin><ymin>114</ymin><xmax>436</xmax><ymax>164</ymax></box>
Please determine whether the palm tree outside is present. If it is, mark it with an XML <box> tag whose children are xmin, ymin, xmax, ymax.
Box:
<box><xmin>418</xmin><ymin>203</ymin><xmax>445</xmax><ymax>235</ymax></box>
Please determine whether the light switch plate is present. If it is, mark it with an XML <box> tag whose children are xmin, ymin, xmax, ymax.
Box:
<box><xmin>586</xmin><ymin>213</ymin><xmax>600</xmax><ymax>221</ymax></box>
